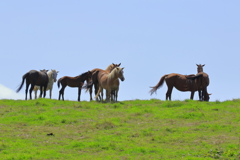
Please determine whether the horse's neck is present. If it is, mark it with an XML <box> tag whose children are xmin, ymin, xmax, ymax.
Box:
<box><xmin>198</xmin><ymin>68</ymin><xmax>203</xmax><ymax>73</ymax></box>
<box><xmin>47</xmin><ymin>72</ymin><xmax>54</xmax><ymax>84</ymax></box>
<box><xmin>105</xmin><ymin>65</ymin><xmax>114</xmax><ymax>72</ymax></box>
<box><xmin>107</xmin><ymin>70</ymin><xmax>118</xmax><ymax>81</ymax></box>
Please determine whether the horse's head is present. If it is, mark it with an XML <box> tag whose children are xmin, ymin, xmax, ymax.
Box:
<box><xmin>51</xmin><ymin>69</ymin><xmax>59</xmax><ymax>82</ymax></box>
<box><xmin>204</xmin><ymin>93</ymin><xmax>211</xmax><ymax>102</ymax></box>
<box><xmin>196</xmin><ymin>64</ymin><xmax>205</xmax><ymax>73</ymax></box>
<box><xmin>116</xmin><ymin>67</ymin><xmax>125</xmax><ymax>81</ymax></box>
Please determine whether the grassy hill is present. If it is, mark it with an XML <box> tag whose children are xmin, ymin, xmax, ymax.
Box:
<box><xmin>0</xmin><ymin>99</ymin><xmax>240</xmax><ymax>159</ymax></box>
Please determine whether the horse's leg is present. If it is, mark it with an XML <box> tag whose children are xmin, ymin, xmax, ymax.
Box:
<box><xmin>61</xmin><ymin>87</ymin><xmax>66</xmax><ymax>101</ymax></box>
<box><xmin>43</xmin><ymin>85</ymin><xmax>47</xmax><ymax>98</ymax></box>
<box><xmin>34</xmin><ymin>88</ymin><xmax>38</xmax><ymax>99</ymax></box>
<box><xmin>190</xmin><ymin>90</ymin><xmax>195</xmax><ymax>100</ymax></box>
<box><xmin>106</xmin><ymin>89</ymin><xmax>111</xmax><ymax>102</ymax></box>
<box><xmin>25</xmin><ymin>83</ymin><xmax>30</xmax><ymax>100</ymax></box>
<box><xmin>59</xmin><ymin>85</ymin><xmax>66</xmax><ymax>101</ymax></box>
<box><xmin>39</xmin><ymin>86</ymin><xmax>43</xmax><ymax>98</ymax></box>
<box><xmin>78</xmin><ymin>86</ymin><xmax>82</xmax><ymax>102</ymax></box>
<box><xmin>89</xmin><ymin>85</ymin><xmax>93</xmax><ymax>101</ymax></box>
<box><xmin>115</xmin><ymin>89</ymin><xmax>119</xmax><ymax>102</ymax></box>
<box><xmin>29</xmin><ymin>84</ymin><xmax>35</xmax><ymax>100</ymax></box>
<box><xmin>198</xmin><ymin>89</ymin><xmax>202</xmax><ymax>101</ymax></box>
<box><xmin>166</xmin><ymin>86</ymin><xmax>173</xmax><ymax>101</ymax></box>
<box><xmin>49</xmin><ymin>88</ymin><xmax>52</xmax><ymax>99</ymax></box>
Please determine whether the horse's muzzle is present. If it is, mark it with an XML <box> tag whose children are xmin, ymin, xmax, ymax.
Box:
<box><xmin>120</xmin><ymin>77</ymin><xmax>125</xmax><ymax>81</ymax></box>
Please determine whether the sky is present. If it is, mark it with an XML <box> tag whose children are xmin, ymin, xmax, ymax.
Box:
<box><xmin>1</xmin><ymin>0</ymin><xmax>240</xmax><ymax>102</ymax></box>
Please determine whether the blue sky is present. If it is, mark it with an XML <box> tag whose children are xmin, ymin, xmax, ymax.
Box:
<box><xmin>1</xmin><ymin>1</ymin><xmax>240</xmax><ymax>101</ymax></box>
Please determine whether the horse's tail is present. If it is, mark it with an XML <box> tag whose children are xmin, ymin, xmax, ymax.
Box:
<box><xmin>57</xmin><ymin>78</ymin><xmax>62</xmax><ymax>88</ymax></box>
<box><xmin>94</xmin><ymin>86</ymin><xmax>101</xmax><ymax>99</ymax></box>
<box><xmin>149</xmin><ymin>74</ymin><xmax>168</xmax><ymax>95</ymax></box>
<box><xmin>83</xmin><ymin>81</ymin><xmax>93</xmax><ymax>92</ymax></box>
<box><xmin>16</xmin><ymin>72</ymin><xmax>28</xmax><ymax>93</ymax></box>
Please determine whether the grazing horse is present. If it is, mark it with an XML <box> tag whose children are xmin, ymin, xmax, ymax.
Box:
<box><xmin>149</xmin><ymin>73</ymin><xmax>198</xmax><ymax>100</ymax></box>
<box><xmin>57</xmin><ymin>71</ymin><xmax>92</xmax><ymax>101</ymax></box>
<box><xmin>88</xmin><ymin>63</ymin><xmax>121</xmax><ymax>101</ymax></box>
<box><xmin>34</xmin><ymin>69</ymin><xmax>59</xmax><ymax>99</ymax></box>
<box><xmin>94</xmin><ymin>67</ymin><xmax>125</xmax><ymax>102</ymax></box>
<box><xmin>16</xmin><ymin>70</ymin><xmax>49</xmax><ymax>100</ymax></box>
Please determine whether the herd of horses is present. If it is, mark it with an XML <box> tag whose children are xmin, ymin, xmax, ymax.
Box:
<box><xmin>16</xmin><ymin>63</ymin><xmax>210</xmax><ymax>102</ymax></box>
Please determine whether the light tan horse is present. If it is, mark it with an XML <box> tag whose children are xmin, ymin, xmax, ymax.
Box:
<box><xmin>149</xmin><ymin>73</ymin><xmax>198</xmax><ymax>100</ymax></box>
<box><xmin>34</xmin><ymin>69</ymin><xmax>59</xmax><ymax>99</ymax></box>
<box><xmin>88</xmin><ymin>63</ymin><xmax>121</xmax><ymax>101</ymax></box>
<box><xmin>94</xmin><ymin>67</ymin><xmax>125</xmax><ymax>102</ymax></box>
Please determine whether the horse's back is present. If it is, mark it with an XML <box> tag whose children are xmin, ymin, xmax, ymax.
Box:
<box><xmin>165</xmin><ymin>73</ymin><xmax>197</xmax><ymax>91</ymax></box>
<box><xmin>33</xmin><ymin>71</ymin><xmax>49</xmax><ymax>86</ymax></box>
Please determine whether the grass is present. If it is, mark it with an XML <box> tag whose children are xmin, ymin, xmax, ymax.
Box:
<box><xmin>0</xmin><ymin>98</ymin><xmax>240</xmax><ymax>159</ymax></box>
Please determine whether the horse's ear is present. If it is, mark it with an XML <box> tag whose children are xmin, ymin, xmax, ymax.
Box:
<box><xmin>122</xmin><ymin>67</ymin><xmax>124</xmax><ymax>70</ymax></box>
<box><xmin>202</xmin><ymin>64</ymin><xmax>205</xmax><ymax>67</ymax></box>
<box><xmin>118</xmin><ymin>63</ymin><xmax>121</xmax><ymax>66</ymax></box>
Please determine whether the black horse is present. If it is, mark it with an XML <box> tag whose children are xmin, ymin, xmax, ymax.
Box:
<box><xmin>16</xmin><ymin>70</ymin><xmax>49</xmax><ymax>100</ymax></box>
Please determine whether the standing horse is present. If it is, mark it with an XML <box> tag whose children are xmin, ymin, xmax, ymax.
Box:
<box><xmin>187</xmin><ymin>64</ymin><xmax>210</xmax><ymax>101</ymax></box>
<box><xmin>16</xmin><ymin>70</ymin><xmax>49</xmax><ymax>100</ymax></box>
<box><xmin>57</xmin><ymin>71</ymin><xmax>92</xmax><ymax>101</ymax></box>
<box><xmin>94</xmin><ymin>67</ymin><xmax>125</xmax><ymax>102</ymax></box>
<box><xmin>149</xmin><ymin>73</ymin><xmax>198</xmax><ymax>100</ymax></box>
<box><xmin>88</xmin><ymin>63</ymin><xmax>121</xmax><ymax>101</ymax></box>
<box><xmin>187</xmin><ymin>73</ymin><xmax>210</xmax><ymax>101</ymax></box>
<box><xmin>34</xmin><ymin>69</ymin><xmax>59</xmax><ymax>99</ymax></box>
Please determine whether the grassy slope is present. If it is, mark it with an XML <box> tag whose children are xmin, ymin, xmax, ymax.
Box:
<box><xmin>0</xmin><ymin>99</ymin><xmax>240</xmax><ymax>160</ymax></box>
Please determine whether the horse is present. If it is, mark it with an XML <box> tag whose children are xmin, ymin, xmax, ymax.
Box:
<box><xmin>149</xmin><ymin>73</ymin><xmax>198</xmax><ymax>100</ymax></box>
<box><xmin>187</xmin><ymin>64</ymin><xmax>210</xmax><ymax>101</ymax></box>
<box><xmin>187</xmin><ymin>72</ymin><xmax>210</xmax><ymax>101</ymax></box>
<box><xmin>88</xmin><ymin>63</ymin><xmax>121</xmax><ymax>101</ymax></box>
<box><xmin>57</xmin><ymin>71</ymin><xmax>92</xmax><ymax>101</ymax></box>
<box><xmin>94</xmin><ymin>67</ymin><xmax>125</xmax><ymax>102</ymax></box>
<box><xmin>34</xmin><ymin>69</ymin><xmax>59</xmax><ymax>99</ymax></box>
<box><xmin>16</xmin><ymin>69</ymin><xmax>49</xmax><ymax>100</ymax></box>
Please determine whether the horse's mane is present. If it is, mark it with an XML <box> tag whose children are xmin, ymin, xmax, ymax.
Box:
<box><xmin>108</xmin><ymin>67</ymin><xmax>120</xmax><ymax>80</ymax></box>
<box><xmin>105</xmin><ymin>64</ymin><xmax>114</xmax><ymax>72</ymax></box>
<box><xmin>77</xmin><ymin>71</ymin><xmax>89</xmax><ymax>77</ymax></box>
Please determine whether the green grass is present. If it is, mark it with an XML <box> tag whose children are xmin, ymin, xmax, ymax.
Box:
<box><xmin>0</xmin><ymin>98</ymin><xmax>240</xmax><ymax>159</ymax></box>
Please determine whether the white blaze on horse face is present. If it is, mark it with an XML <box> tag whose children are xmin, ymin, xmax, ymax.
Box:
<box><xmin>119</xmin><ymin>68</ymin><xmax>125</xmax><ymax>81</ymax></box>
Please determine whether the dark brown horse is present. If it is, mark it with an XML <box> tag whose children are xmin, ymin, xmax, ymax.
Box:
<box><xmin>57</xmin><ymin>71</ymin><xmax>92</xmax><ymax>101</ymax></box>
<box><xmin>16</xmin><ymin>69</ymin><xmax>49</xmax><ymax>100</ymax></box>
<box><xmin>149</xmin><ymin>73</ymin><xmax>198</xmax><ymax>100</ymax></box>
<box><xmin>88</xmin><ymin>63</ymin><xmax>121</xmax><ymax>101</ymax></box>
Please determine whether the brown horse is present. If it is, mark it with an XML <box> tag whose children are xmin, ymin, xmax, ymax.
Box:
<box><xmin>16</xmin><ymin>69</ymin><xmax>49</xmax><ymax>100</ymax></box>
<box><xmin>149</xmin><ymin>73</ymin><xmax>198</xmax><ymax>100</ymax></box>
<box><xmin>57</xmin><ymin>71</ymin><xmax>92</xmax><ymax>101</ymax></box>
<box><xmin>94</xmin><ymin>67</ymin><xmax>125</xmax><ymax>102</ymax></box>
<box><xmin>187</xmin><ymin>64</ymin><xmax>210</xmax><ymax>101</ymax></box>
<box><xmin>88</xmin><ymin>63</ymin><xmax>121</xmax><ymax>101</ymax></box>
<box><xmin>187</xmin><ymin>72</ymin><xmax>210</xmax><ymax>101</ymax></box>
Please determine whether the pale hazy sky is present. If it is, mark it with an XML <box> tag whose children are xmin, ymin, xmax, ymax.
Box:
<box><xmin>1</xmin><ymin>1</ymin><xmax>240</xmax><ymax>101</ymax></box>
